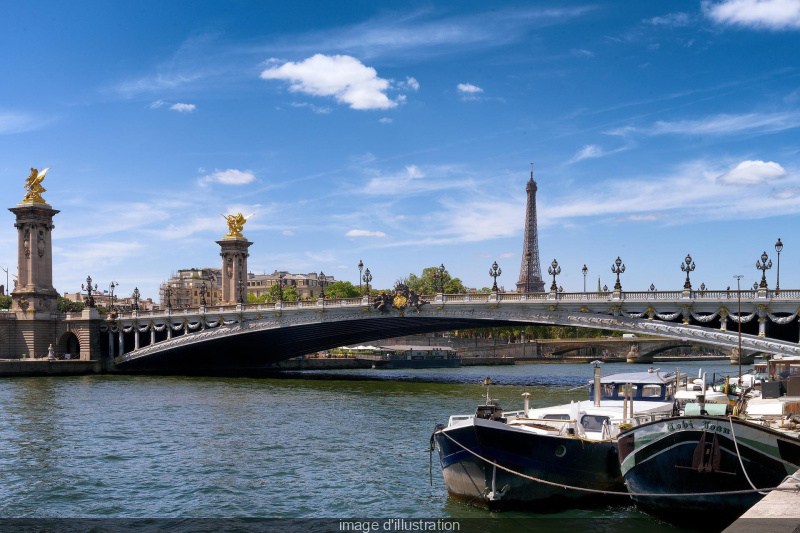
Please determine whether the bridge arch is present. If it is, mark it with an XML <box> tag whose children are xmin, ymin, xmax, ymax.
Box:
<box><xmin>57</xmin><ymin>331</ymin><xmax>80</xmax><ymax>358</ymax></box>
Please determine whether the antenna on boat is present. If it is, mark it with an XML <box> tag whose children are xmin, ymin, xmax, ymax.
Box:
<box><xmin>483</xmin><ymin>377</ymin><xmax>492</xmax><ymax>404</ymax></box>
<box><xmin>734</xmin><ymin>274</ymin><xmax>744</xmax><ymax>383</ymax></box>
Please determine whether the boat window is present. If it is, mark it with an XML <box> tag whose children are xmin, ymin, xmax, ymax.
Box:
<box><xmin>581</xmin><ymin>415</ymin><xmax>609</xmax><ymax>431</ymax></box>
<box><xmin>616</xmin><ymin>384</ymin><xmax>638</xmax><ymax>396</ymax></box>
<box><xmin>602</xmin><ymin>384</ymin><xmax>615</xmax><ymax>397</ymax></box>
<box><xmin>640</xmin><ymin>384</ymin><xmax>664</xmax><ymax>399</ymax></box>
<box><xmin>542</xmin><ymin>414</ymin><xmax>571</xmax><ymax>420</ymax></box>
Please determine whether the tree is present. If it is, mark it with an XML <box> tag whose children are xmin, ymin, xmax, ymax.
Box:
<box><xmin>266</xmin><ymin>284</ymin><xmax>298</xmax><ymax>302</ymax></box>
<box><xmin>407</xmin><ymin>266</ymin><xmax>467</xmax><ymax>295</ymax></box>
<box><xmin>324</xmin><ymin>281</ymin><xmax>361</xmax><ymax>299</ymax></box>
<box><xmin>56</xmin><ymin>295</ymin><xmax>84</xmax><ymax>313</ymax></box>
<box><xmin>0</xmin><ymin>296</ymin><xmax>11</xmax><ymax>310</ymax></box>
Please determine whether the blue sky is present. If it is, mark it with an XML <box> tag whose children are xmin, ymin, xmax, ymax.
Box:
<box><xmin>2</xmin><ymin>0</ymin><xmax>800</xmax><ymax>300</ymax></box>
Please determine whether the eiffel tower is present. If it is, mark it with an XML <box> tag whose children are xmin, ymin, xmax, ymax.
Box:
<box><xmin>516</xmin><ymin>167</ymin><xmax>545</xmax><ymax>292</ymax></box>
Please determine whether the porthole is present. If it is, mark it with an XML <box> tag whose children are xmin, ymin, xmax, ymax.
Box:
<box><xmin>555</xmin><ymin>445</ymin><xmax>566</xmax><ymax>458</ymax></box>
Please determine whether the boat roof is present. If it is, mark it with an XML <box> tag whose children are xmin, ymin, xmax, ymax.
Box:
<box><xmin>595</xmin><ymin>371</ymin><xmax>675</xmax><ymax>385</ymax></box>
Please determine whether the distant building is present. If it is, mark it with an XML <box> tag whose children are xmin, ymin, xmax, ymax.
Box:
<box><xmin>62</xmin><ymin>291</ymin><xmax>155</xmax><ymax>311</ymax></box>
<box><xmin>247</xmin><ymin>271</ymin><xmax>334</xmax><ymax>300</ymax></box>
<box><xmin>159</xmin><ymin>268</ymin><xmax>222</xmax><ymax>308</ymax></box>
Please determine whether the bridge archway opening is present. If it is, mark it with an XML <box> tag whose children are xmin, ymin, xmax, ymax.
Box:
<box><xmin>57</xmin><ymin>331</ymin><xmax>80</xmax><ymax>359</ymax></box>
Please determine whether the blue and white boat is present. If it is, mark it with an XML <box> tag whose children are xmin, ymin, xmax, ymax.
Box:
<box><xmin>432</xmin><ymin>368</ymin><xmax>679</xmax><ymax>510</ymax></box>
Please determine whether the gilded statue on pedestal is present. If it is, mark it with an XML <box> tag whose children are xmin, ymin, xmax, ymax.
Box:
<box><xmin>221</xmin><ymin>212</ymin><xmax>253</xmax><ymax>238</ymax></box>
<box><xmin>23</xmin><ymin>167</ymin><xmax>50</xmax><ymax>204</ymax></box>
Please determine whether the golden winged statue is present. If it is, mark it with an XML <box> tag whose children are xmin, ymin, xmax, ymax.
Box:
<box><xmin>222</xmin><ymin>212</ymin><xmax>254</xmax><ymax>238</ymax></box>
<box><xmin>23</xmin><ymin>167</ymin><xmax>50</xmax><ymax>204</ymax></box>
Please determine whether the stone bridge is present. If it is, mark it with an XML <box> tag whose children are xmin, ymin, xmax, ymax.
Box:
<box><xmin>106</xmin><ymin>288</ymin><xmax>800</xmax><ymax>372</ymax></box>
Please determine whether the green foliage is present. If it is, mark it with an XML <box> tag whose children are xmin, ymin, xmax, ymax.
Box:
<box><xmin>477</xmin><ymin>287</ymin><xmax>492</xmax><ymax>293</ymax></box>
<box><xmin>407</xmin><ymin>266</ymin><xmax>467</xmax><ymax>295</ymax></box>
<box><xmin>0</xmin><ymin>295</ymin><xmax>11</xmax><ymax>309</ymax></box>
<box><xmin>56</xmin><ymin>295</ymin><xmax>84</xmax><ymax>313</ymax></box>
<box><xmin>247</xmin><ymin>292</ymin><xmax>268</xmax><ymax>304</ymax></box>
<box><xmin>324</xmin><ymin>281</ymin><xmax>361</xmax><ymax>299</ymax></box>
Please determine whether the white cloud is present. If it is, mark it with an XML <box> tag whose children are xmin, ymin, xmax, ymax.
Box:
<box><xmin>290</xmin><ymin>102</ymin><xmax>332</xmax><ymax>114</ymax></box>
<box><xmin>646</xmin><ymin>12</ymin><xmax>692</xmax><ymax>26</ymax></box>
<box><xmin>572</xmin><ymin>49</ymin><xmax>595</xmax><ymax>57</ymax></box>
<box><xmin>362</xmin><ymin>164</ymin><xmax>468</xmax><ymax>196</ymax></box>
<box><xmin>457</xmin><ymin>83</ymin><xmax>483</xmax><ymax>94</ymax></box>
<box><xmin>537</xmin><ymin>159</ymin><xmax>800</xmax><ymax>225</ymax></box>
<box><xmin>260</xmin><ymin>54</ymin><xmax>400</xmax><ymax>110</ymax></box>
<box><xmin>0</xmin><ymin>112</ymin><xmax>45</xmax><ymax>134</ymax></box>
<box><xmin>149</xmin><ymin>100</ymin><xmax>166</xmax><ymax>109</ymax></box>
<box><xmin>306</xmin><ymin>251</ymin><xmax>337</xmax><ymax>262</ymax></box>
<box><xmin>499</xmin><ymin>252</ymin><xmax>516</xmax><ymax>258</ymax></box>
<box><xmin>705</xmin><ymin>0</ymin><xmax>800</xmax><ymax>30</ymax></box>
<box><xmin>399</xmin><ymin>76</ymin><xmax>420</xmax><ymax>91</ymax></box>
<box><xmin>200</xmin><ymin>169</ymin><xmax>256</xmax><ymax>186</ymax></box>
<box><xmin>773</xmin><ymin>187</ymin><xmax>800</xmax><ymax>199</ymax></box>
<box><xmin>170</xmin><ymin>103</ymin><xmax>196</xmax><ymax>113</ymax></box>
<box><xmin>716</xmin><ymin>160</ymin><xmax>786</xmax><ymax>184</ymax></box>
<box><xmin>571</xmin><ymin>145</ymin><xmax>604</xmax><ymax>163</ymax></box>
<box><xmin>346</xmin><ymin>229</ymin><xmax>388</xmax><ymax>238</ymax></box>
<box><xmin>379</xmin><ymin>117</ymin><xmax>393</xmax><ymax>124</ymax></box>
<box><xmin>282</xmin><ymin>230</ymin><xmax>296</xmax><ymax>236</ymax></box>
<box><xmin>617</xmin><ymin>112</ymin><xmax>800</xmax><ymax>137</ymax></box>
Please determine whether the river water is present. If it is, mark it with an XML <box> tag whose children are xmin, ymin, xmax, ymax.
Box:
<box><xmin>0</xmin><ymin>361</ymin><xmax>743</xmax><ymax>531</ymax></box>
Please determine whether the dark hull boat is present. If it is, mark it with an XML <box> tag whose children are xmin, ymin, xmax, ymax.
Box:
<box><xmin>434</xmin><ymin>416</ymin><xmax>623</xmax><ymax>510</ymax></box>
<box><xmin>618</xmin><ymin>415</ymin><xmax>800</xmax><ymax>523</ymax></box>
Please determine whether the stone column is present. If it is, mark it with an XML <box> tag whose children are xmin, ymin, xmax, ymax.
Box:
<box><xmin>9</xmin><ymin>202</ymin><xmax>60</xmax><ymax>316</ymax></box>
<box><xmin>217</xmin><ymin>237</ymin><xmax>252</xmax><ymax>305</ymax></box>
<box><xmin>118</xmin><ymin>330</ymin><xmax>124</xmax><ymax>356</ymax></box>
<box><xmin>108</xmin><ymin>330</ymin><xmax>115</xmax><ymax>357</ymax></box>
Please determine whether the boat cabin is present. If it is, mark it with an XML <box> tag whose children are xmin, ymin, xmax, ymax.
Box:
<box><xmin>588</xmin><ymin>371</ymin><xmax>677</xmax><ymax>402</ymax></box>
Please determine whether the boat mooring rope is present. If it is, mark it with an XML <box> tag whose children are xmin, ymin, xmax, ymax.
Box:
<box><xmin>437</xmin><ymin>430</ymin><xmax>799</xmax><ymax>498</ymax></box>
<box><xmin>728</xmin><ymin>416</ymin><xmax>769</xmax><ymax>496</ymax></box>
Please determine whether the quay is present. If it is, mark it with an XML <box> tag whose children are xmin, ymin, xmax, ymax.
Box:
<box><xmin>0</xmin><ymin>359</ymin><xmax>102</xmax><ymax>377</ymax></box>
<box><xmin>724</xmin><ymin>476</ymin><xmax>800</xmax><ymax>532</ymax></box>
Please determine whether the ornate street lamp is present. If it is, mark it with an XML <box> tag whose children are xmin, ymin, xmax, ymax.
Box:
<box><xmin>237</xmin><ymin>278</ymin><xmax>245</xmax><ymax>304</ymax></box>
<box><xmin>775</xmin><ymin>238</ymin><xmax>783</xmax><ymax>295</ymax></box>
<box><xmin>362</xmin><ymin>268</ymin><xmax>372</xmax><ymax>302</ymax></box>
<box><xmin>131</xmin><ymin>287</ymin><xmax>140</xmax><ymax>311</ymax></box>
<box><xmin>1</xmin><ymin>266</ymin><xmax>8</xmax><ymax>297</ymax></box>
<box><xmin>489</xmin><ymin>261</ymin><xmax>502</xmax><ymax>292</ymax></box>
<box><xmin>611</xmin><ymin>257</ymin><xmax>626</xmax><ymax>291</ymax></box>
<box><xmin>207</xmin><ymin>271</ymin><xmax>217</xmax><ymax>306</ymax></box>
<box><xmin>756</xmin><ymin>251</ymin><xmax>772</xmax><ymax>289</ymax></box>
<box><xmin>649</xmin><ymin>283</ymin><xmax>656</xmax><ymax>292</ymax></box>
<box><xmin>681</xmin><ymin>254</ymin><xmax>695</xmax><ymax>290</ymax></box>
<box><xmin>82</xmin><ymin>275</ymin><xmax>98</xmax><ymax>308</ymax></box>
<box><xmin>434</xmin><ymin>263</ymin><xmax>446</xmax><ymax>294</ymax></box>
<box><xmin>277</xmin><ymin>272</ymin><xmax>285</xmax><ymax>302</ymax></box>
<box><xmin>526</xmin><ymin>251</ymin><xmax>532</xmax><ymax>293</ymax></box>
<box><xmin>164</xmin><ymin>285</ymin><xmax>172</xmax><ymax>308</ymax></box>
<box><xmin>319</xmin><ymin>271</ymin><xmax>325</xmax><ymax>299</ymax></box>
<box><xmin>199</xmin><ymin>283</ymin><xmax>207</xmax><ymax>306</ymax></box>
<box><xmin>582</xmin><ymin>264</ymin><xmax>588</xmax><ymax>293</ymax></box>
<box><xmin>548</xmin><ymin>259</ymin><xmax>561</xmax><ymax>292</ymax></box>
<box><xmin>700</xmin><ymin>283</ymin><xmax>706</xmax><ymax>292</ymax></box>
<box><xmin>358</xmin><ymin>259</ymin><xmax>363</xmax><ymax>295</ymax></box>
<box><xmin>109</xmin><ymin>281</ymin><xmax>118</xmax><ymax>311</ymax></box>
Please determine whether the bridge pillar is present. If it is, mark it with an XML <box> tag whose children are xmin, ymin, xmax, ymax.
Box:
<box><xmin>217</xmin><ymin>236</ymin><xmax>252</xmax><ymax>305</ymax></box>
<box><xmin>9</xmin><ymin>201</ymin><xmax>60</xmax><ymax>316</ymax></box>
<box><xmin>729</xmin><ymin>348</ymin><xmax>756</xmax><ymax>365</ymax></box>
<box><xmin>118</xmin><ymin>330</ymin><xmax>124</xmax><ymax>356</ymax></box>
<box><xmin>134</xmin><ymin>328</ymin><xmax>140</xmax><ymax>351</ymax></box>
<box><xmin>150</xmin><ymin>326</ymin><xmax>155</xmax><ymax>346</ymax></box>
<box><xmin>626</xmin><ymin>343</ymin><xmax>654</xmax><ymax>364</ymax></box>
<box><xmin>108</xmin><ymin>330</ymin><xmax>114</xmax><ymax>357</ymax></box>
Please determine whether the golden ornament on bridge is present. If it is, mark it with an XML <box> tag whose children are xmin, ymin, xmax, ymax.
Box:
<box><xmin>22</xmin><ymin>167</ymin><xmax>50</xmax><ymax>205</ymax></box>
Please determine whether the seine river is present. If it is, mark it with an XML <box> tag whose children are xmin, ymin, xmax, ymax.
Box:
<box><xmin>0</xmin><ymin>361</ymin><xmax>740</xmax><ymax>531</ymax></box>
